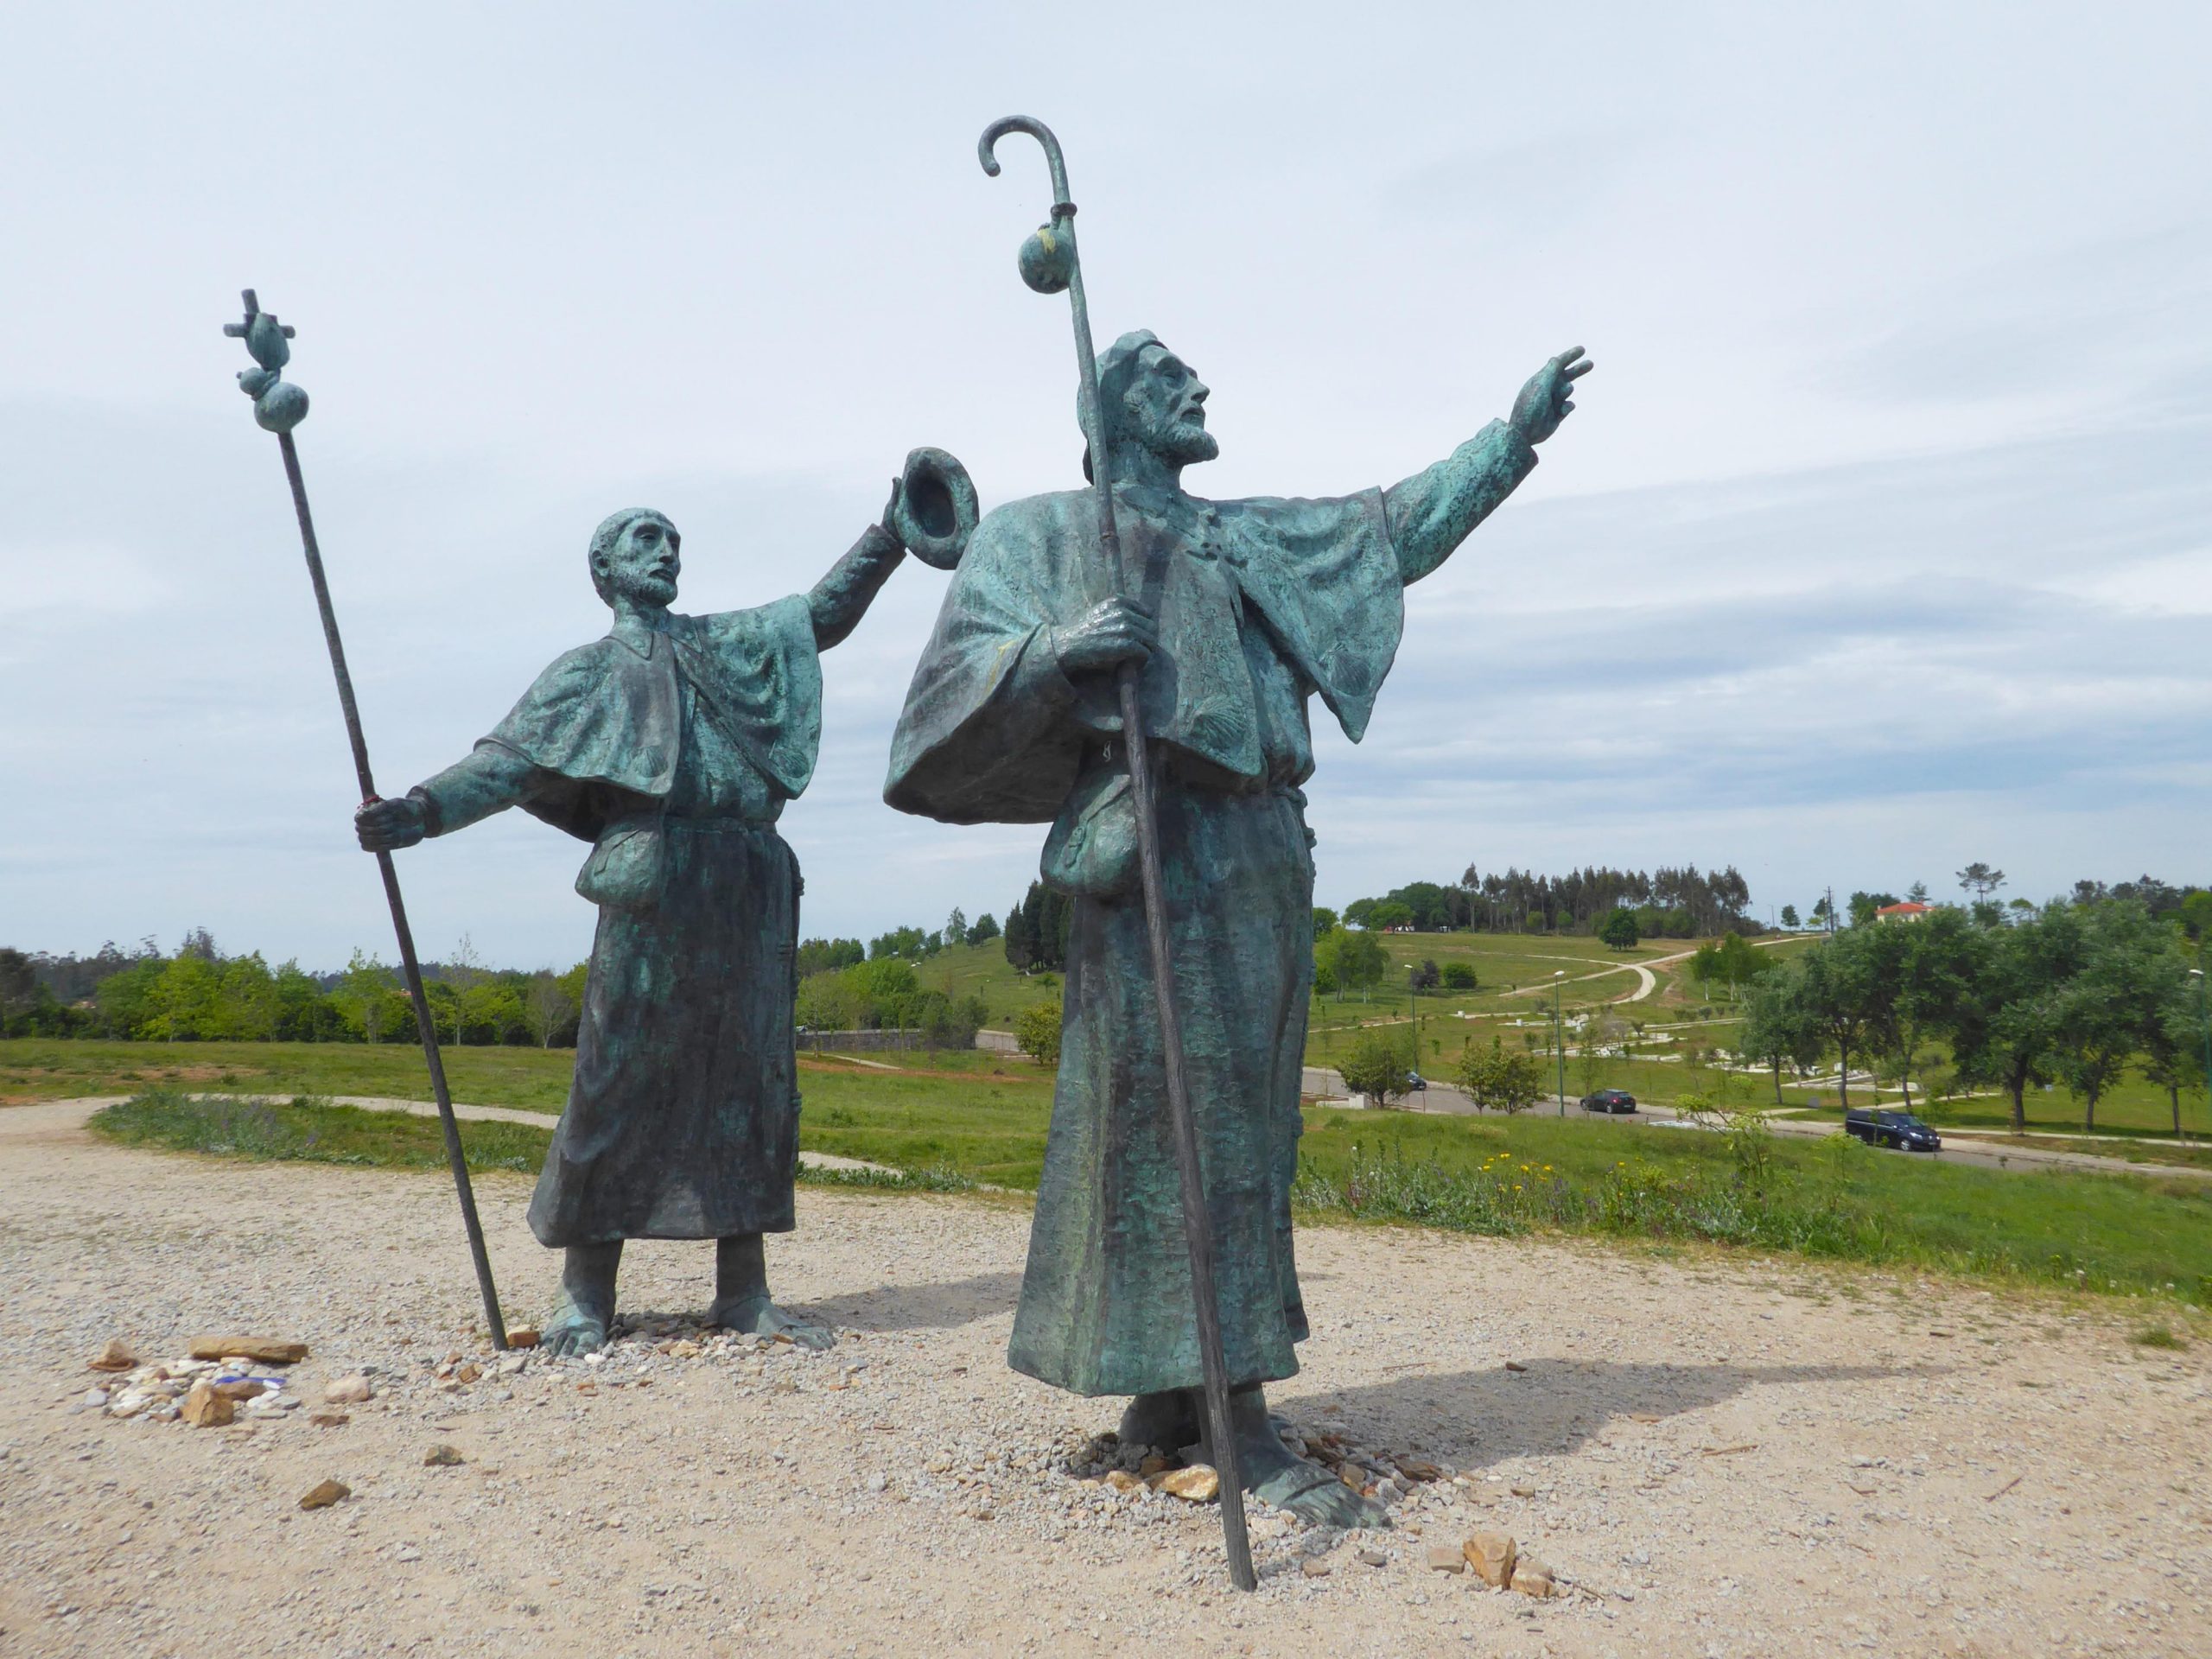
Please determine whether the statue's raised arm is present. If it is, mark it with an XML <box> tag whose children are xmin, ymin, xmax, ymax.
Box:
<box><xmin>1384</xmin><ymin>346</ymin><xmax>1595</xmax><ymax>584</ymax></box>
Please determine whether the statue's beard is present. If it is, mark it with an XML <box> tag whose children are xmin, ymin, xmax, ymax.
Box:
<box><xmin>1135</xmin><ymin>407</ymin><xmax>1219</xmax><ymax>466</ymax></box>
<box><xmin>610</xmin><ymin>568</ymin><xmax>678</xmax><ymax>608</ymax></box>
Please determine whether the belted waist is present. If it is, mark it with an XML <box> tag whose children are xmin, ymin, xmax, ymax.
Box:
<box><xmin>1083</xmin><ymin>739</ymin><xmax>1306</xmax><ymax>805</ymax></box>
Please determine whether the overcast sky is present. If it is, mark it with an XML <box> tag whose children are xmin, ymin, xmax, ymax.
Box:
<box><xmin>3</xmin><ymin>3</ymin><xmax>2207</xmax><ymax>969</ymax></box>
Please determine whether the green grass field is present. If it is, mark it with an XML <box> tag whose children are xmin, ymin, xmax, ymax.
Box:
<box><xmin>72</xmin><ymin>1054</ymin><xmax>2212</xmax><ymax>1311</ymax></box>
<box><xmin>0</xmin><ymin>1037</ymin><xmax>579</xmax><ymax>1110</ymax></box>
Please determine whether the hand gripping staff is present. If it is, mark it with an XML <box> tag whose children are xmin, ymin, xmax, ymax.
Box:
<box><xmin>223</xmin><ymin>290</ymin><xmax>508</xmax><ymax>1351</ymax></box>
<box><xmin>977</xmin><ymin>118</ymin><xmax>1256</xmax><ymax>1592</ymax></box>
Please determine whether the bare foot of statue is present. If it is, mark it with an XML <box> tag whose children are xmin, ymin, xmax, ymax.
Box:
<box><xmin>542</xmin><ymin>1239</ymin><xmax>621</xmax><ymax>1357</ymax></box>
<box><xmin>1128</xmin><ymin>1383</ymin><xmax>1389</xmax><ymax>1529</ymax></box>
<box><xmin>708</xmin><ymin>1233</ymin><xmax>836</xmax><ymax>1351</ymax></box>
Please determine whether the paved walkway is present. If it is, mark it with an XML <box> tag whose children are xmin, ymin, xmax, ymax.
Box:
<box><xmin>66</xmin><ymin>1093</ymin><xmax>889</xmax><ymax>1174</ymax></box>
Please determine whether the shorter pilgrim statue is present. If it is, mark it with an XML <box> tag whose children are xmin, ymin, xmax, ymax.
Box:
<box><xmin>359</xmin><ymin>486</ymin><xmax>931</xmax><ymax>1355</ymax></box>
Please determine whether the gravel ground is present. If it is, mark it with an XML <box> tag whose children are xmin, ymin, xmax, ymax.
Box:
<box><xmin>3</xmin><ymin>1096</ymin><xmax>2208</xmax><ymax>1658</ymax></box>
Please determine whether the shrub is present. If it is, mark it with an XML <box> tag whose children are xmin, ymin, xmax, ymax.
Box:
<box><xmin>1455</xmin><ymin>1035</ymin><xmax>1543</xmax><ymax>1114</ymax></box>
<box><xmin>1440</xmin><ymin>963</ymin><xmax>1478</xmax><ymax>991</ymax></box>
<box><xmin>1015</xmin><ymin>997</ymin><xmax>1064</xmax><ymax>1067</ymax></box>
<box><xmin>1339</xmin><ymin>1029</ymin><xmax>1414</xmax><ymax>1109</ymax></box>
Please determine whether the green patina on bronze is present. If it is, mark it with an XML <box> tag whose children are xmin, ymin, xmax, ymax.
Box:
<box><xmin>360</xmin><ymin>464</ymin><xmax>973</xmax><ymax>1354</ymax></box>
<box><xmin>887</xmin><ymin>326</ymin><xmax>1590</xmax><ymax>1521</ymax></box>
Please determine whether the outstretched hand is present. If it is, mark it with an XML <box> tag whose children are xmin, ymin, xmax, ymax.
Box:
<box><xmin>1510</xmin><ymin>346</ymin><xmax>1593</xmax><ymax>448</ymax></box>
<box><xmin>355</xmin><ymin>795</ymin><xmax>426</xmax><ymax>852</ymax></box>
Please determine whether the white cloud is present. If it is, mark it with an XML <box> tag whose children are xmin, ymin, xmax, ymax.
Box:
<box><xmin>2</xmin><ymin>2</ymin><xmax>2209</xmax><ymax>964</ymax></box>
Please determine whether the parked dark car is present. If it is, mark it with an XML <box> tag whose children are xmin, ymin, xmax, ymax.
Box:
<box><xmin>1844</xmin><ymin>1108</ymin><xmax>1942</xmax><ymax>1151</ymax></box>
<box><xmin>1579</xmin><ymin>1089</ymin><xmax>1637</xmax><ymax>1115</ymax></box>
<box><xmin>1404</xmin><ymin>1071</ymin><xmax>1428</xmax><ymax>1093</ymax></box>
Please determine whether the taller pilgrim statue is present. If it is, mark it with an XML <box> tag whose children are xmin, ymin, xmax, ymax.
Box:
<box><xmin>886</xmin><ymin>330</ymin><xmax>1592</xmax><ymax>1524</ymax></box>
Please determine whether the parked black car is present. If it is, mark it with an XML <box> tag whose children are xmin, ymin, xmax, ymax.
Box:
<box><xmin>1844</xmin><ymin>1108</ymin><xmax>1942</xmax><ymax>1151</ymax></box>
<box><xmin>1579</xmin><ymin>1089</ymin><xmax>1637</xmax><ymax>1115</ymax></box>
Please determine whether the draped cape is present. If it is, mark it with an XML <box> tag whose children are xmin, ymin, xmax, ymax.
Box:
<box><xmin>885</xmin><ymin>487</ymin><xmax>1404</xmax><ymax>823</ymax></box>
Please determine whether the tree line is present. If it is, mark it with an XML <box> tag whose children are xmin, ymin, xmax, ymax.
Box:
<box><xmin>1738</xmin><ymin>896</ymin><xmax>2209</xmax><ymax>1133</ymax></box>
<box><xmin>0</xmin><ymin>933</ymin><xmax>588</xmax><ymax>1048</ymax></box>
<box><xmin>1337</xmin><ymin>864</ymin><xmax>1757</xmax><ymax>938</ymax></box>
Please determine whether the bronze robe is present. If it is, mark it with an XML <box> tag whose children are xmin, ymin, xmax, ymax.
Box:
<box><xmin>416</xmin><ymin>599</ymin><xmax>820</xmax><ymax>1246</ymax></box>
<box><xmin>886</xmin><ymin>422</ymin><xmax>1535</xmax><ymax>1395</ymax></box>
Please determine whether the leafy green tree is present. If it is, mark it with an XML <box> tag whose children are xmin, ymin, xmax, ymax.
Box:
<box><xmin>1955</xmin><ymin>861</ymin><xmax>2005</xmax><ymax>902</ymax></box>
<box><xmin>334</xmin><ymin>950</ymin><xmax>399</xmax><ymax>1044</ymax></box>
<box><xmin>1314</xmin><ymin>926</ymin><xmax>1387</xmax><ymax>1001</ymax></box>
<box><xmin>1847</xmin><ymin>891</ymin><xmax>1897</xmax><ymax>927</ymax></box>
<box><xmin>1386</xmin><ymin>881</ymin><xmax>1456</xmax><ymax>930</ymax></box>
<box><xmin>1311</xmin><ymin>906</ymin><xmax>1338</xmax><ymax>936</ymax></box>
<box><xmin>944</xmin><ymin>907</ymin><xmax>968</xmax><ymax>949</ymax></box>
<box><xmin>1338</xmin><ymin>1028</ymin><xmax>1414</xmax><ymax>1109</ymax></box>
<box><xmin>1885</xmin><ymin>906</ymin><xmax>1986</xmax><ymax>1110</ymax></box>
<box><xmin>2137</xmin><ymin>974</ymin><xmax>2207</xmax><ymax>1139</ymax></box>
<box><xmin>2051</xmin><ymin>901</ymin><xmax>2172</xmax><ymax>1130</ymax></box>
<box><xmin>457</xmin><ymin>977</ymin><xmax>528</xmax><ymax>1045</ymax></box>
<box><xmin>1796</xmin><ymin>928</ymin><xmax>1885</xmax><ymax>1109</ymax></box>
<box><xmin>1715</xmin><ymin>931</ymin><xmax>1763</xmax><ymax>998</ymax></box>
<box><xmin>798</xmin><ymin>938</ymin><xmax>865</xmax><ymax>976</ymax></box>
<box><xmin>869</xmin><ymin>925</ymin><xmax>938</xmax><ymax>962</ymax></box>
<box><xmin>1342</xmin><ymin>898</ymin><xmax>1378</xmax><ymax>928</ymax></box>
<box><xmin>1014</xmin><ymin>996</ymin><xmax>1063</xmax><ymax>1067</ymax></box>
<box><xmin>968</xmin><ymin>912</ymin><xmax>1000</xmax><ymax>945</ymax></box>
<box><xmin>0</xmin><ymin>948</ymin><xmax>38</xmax><ymax>1027</ymax></box>
<box><xmin>525</xmin><ymin>968</ymin><xmax>579</xmax><ymax>1048</ymax></box>
<box><xmin>795</xmin><ymin>970</ymin><xmax>862</xmax><ymax>1033</ymax></box>
<box><xmin>1440</xmin><ymin>962</ymin><xmax>1478</xmax><ymax>991</ymax></box>
<box><xmin>1739</xmin><ymin>967</ymin><xmax>1823</xmax><ymax>1104</ymax></box>
<box><xmin>1365</xmin><ymin>901</ymin><xmax>1414</xmax><ymax>931</ymax></box>
<box><xmin>1410</xmin><ymin>958</ymin><xmax>1440</xmax><ymax>992</ymax></box>
<box><xmin>1778</xmin><ymin>905</ymin><xmax>1799</xmax><ymax>931</ymax></box>
<box><xmin>272</xmin><ymin>962</ymin><xmax>343</xmax><ymax>1041</ymax></box>
<box><xmin>1952</xmin><ymin>903</ymin><xmax>2083</xmax><ymax>1131</ymax></box>
<box><xmin>1598</xmin><ymin>906</ymin><xmax>1640</xmax><ymax>950</ymax></box>
<box><xmin>1452</xmin><ymin>1034</ymin><xmax>1541</xmax><ymax>1113</ymax></box>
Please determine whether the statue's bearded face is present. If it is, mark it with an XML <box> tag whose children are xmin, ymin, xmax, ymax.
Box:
<box><xmin>595</xmin><ymin>514</ymin><xmax>682</xmax><ymax>608</ymax></box>
<box><xmin>1119</xmin><ymin>346</ymin><xmax>1218</xmax><ymax>466</ymax></box>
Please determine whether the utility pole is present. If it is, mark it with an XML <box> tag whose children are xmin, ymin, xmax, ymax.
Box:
<box><xmin>1554</xmin><ymin>969</ymin><xmax>1567</xmax><ymax>1114</ymax></box>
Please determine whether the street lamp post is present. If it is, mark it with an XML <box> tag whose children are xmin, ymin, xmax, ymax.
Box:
<box><xmin>1408</xmin><ymin>964</ymin><xmax>1420</xmax><ymax>1076</ymax></box>
<box><xmin>1553</xmin><ymin>969</ymin><xmax>1567</xmax><ymax>1116</ymax></box>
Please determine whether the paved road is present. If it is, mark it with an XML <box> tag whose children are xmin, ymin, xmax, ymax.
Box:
<box><xmin>1300</xmin><ymin>1071</ymin><xmax>2209</xmax><ymax>1180</ymax></box>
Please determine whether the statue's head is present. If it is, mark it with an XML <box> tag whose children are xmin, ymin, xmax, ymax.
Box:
<box><xmin>588</xmin><ymin>509</ymin><xmax>681</xmax><ymax>610</ymax></box>
<box><xmin>1096</xmin><ymin>330</ymin><xmax>1217</xmax><ymax>468</ymax></box>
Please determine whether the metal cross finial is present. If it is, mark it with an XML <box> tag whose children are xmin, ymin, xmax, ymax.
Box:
<box><xmin>223</xmin><ymin>288</ymin><xmax>294</xmax><ymax>340</ymax></box>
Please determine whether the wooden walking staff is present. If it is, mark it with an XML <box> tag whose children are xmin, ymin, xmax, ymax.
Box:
<box><xmin>977</xmin><ymin>118</ymin><xmax>1256</xmax><ymax>1592</ymax></box>
<box><xmin>222</xmin><ymin>290</ymin><xmax>509</xmax><ymax>1351</ymax></box>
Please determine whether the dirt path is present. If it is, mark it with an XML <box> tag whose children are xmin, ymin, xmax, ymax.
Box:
<box><xmin>3</xmin><ymin>1099</ymin><xmax>2206</xmax><ymax>1658</ymax></box>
